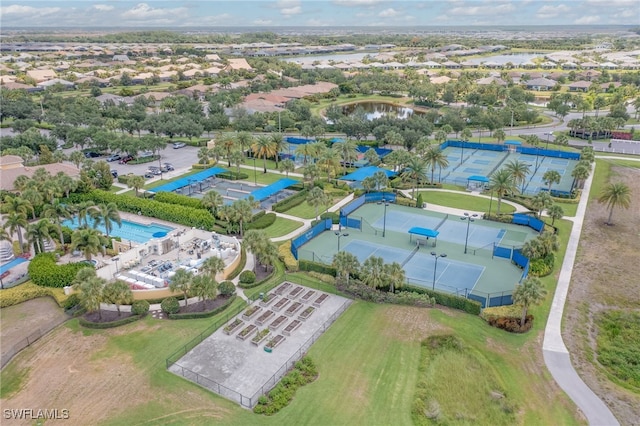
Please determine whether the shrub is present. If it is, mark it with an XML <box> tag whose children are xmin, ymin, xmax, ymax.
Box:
<box><xmin>299</xmin><ymin>259</ymin><xmax>336</xmax><ymax>276</ymax></box>
<box><xmin>131</xmin><ymin>300</ymin><xmax>150</xmax><ymax>316</ymax></box>
<box><xmin>218</xmin><ymin>280</ymin><xmax>236</xmax><ymax>296</ymax></box>
<box><xmin>154</xmin><ymin>192</ymin><xmax>205</xmax><ymax>210</ymax></box>
<box><xmin>395</xmin><ymin>196</ymin><xmax>418</xmax><ymax>207</ymax></box>
<box><xmin>79</xmin><ymin>315</ymin><xmax>142</xmax><ymax>329</ymax></box>
<box><xmin>278</xmin><ymin>241</ymin><xmax>299</xmax><ymax>272</ymax></box>
<box><xmin>226</xmin><ymin>247</ymin><xmax>246</xmax><ymax>280</ymax></box>
<box><xmin>239</xmin><ymin>270</ymin><xmax>256</xmax><ymax>285</ymax></box>
<box><xmin>484</xmin><ymin>314</ymin><xmax>534</xmax><ymax>333</ymax></box>
<box><xmin>0</xmin><ymin>282</ymin><xmax>62</xmax><ymax>308</ymax></box>
<box><xmin>28</xmin><ymin>253</ymin><xmax>89</xmax><ymax>288</ymax></box>
<box><xmin>245</xmin><ymin>213</ymin><xmax>277</xmax><ymax>230</ymax></box>
<box><xmin>191</xmin><ymin>160</ymin><xmax>217</xmax><ymax>169</ymax></box>
<box><xmin>320</xmin><ymin>211</ymin><xmax>340</xmax><ymax>224</ymax></box>
<box><xmin>168</xmin><ymin>295</ymin><xmax>236</xmax><ymax>319</ymax></box>
<box><xmin>161</xmin><ymin>297</ymin><xmax>180</xmax><ymax>314</ymax></box>
<box><xmin>307</xmin><ymin>271</ymin><xmax>336</xmax><ymax>285</ymax></box>
<box><xmin>272</xmin><ymin>189</ymin><xmax>308</xmax><ymax>212</ymax></box>
<box><xmin>403</xmin><ymin>284</ymin><xmax>482</xmax><ymax>315</ymax></box>
<box><xmin>63</xmin><ymin>293</ymin><xmax>80</xmax><ymax>310</ymax></box>
<box><xmin>216</xmin><ymin>171</ymin><xmax>248</xmax><ymax>180</ymax></box>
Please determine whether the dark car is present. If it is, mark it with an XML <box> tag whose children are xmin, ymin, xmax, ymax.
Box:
<box><xmin>111</xmin><ymin>170</ymin><xmax>118</xmax><ymax>178</ymax></box>
<box><xmin>144</xmin><ymin>171</ymin><xmax>154</xmax><ymax>179</ymax></box>
<box><xmin>119</xmin><ymin>155</ymin><xmax>134</xmax><ymax>164</ymax></box>
<box><xmin>84</xmin><ymin>151</ymin><xmax>101</xmax><ymax>158</ymax></box>
<box><xmin>163</xmin><ymin>162</ymin><xmax>174</xmax><ymax>171</ymax></box>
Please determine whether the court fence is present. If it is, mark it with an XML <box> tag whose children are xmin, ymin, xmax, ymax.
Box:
<box><xmin>1</xmin><ymin>315</ymin><xmax>69</xmax><ymax>369</ymax></box>
<box><xmin>440</xmin><ymin>140</ymin><xmax>581</xmax><ymax>160</ymax></box>
<box><xmin>169</xmin><ymin>299</ymin><xmax>352</xmax><ymax>408</ymax></box>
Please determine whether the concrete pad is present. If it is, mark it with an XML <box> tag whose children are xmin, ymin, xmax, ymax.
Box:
<box><xmin>169</xmin><ymin>283</ymin><xmax>351</xmax><ymax>407</ymax></box>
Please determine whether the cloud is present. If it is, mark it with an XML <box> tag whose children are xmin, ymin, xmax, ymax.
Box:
<box><xmin>449</xmin><ymin>3</ymin><xmax>515</xmax><ymax>16</ymax></box>
<box><xmin>93</xmin><ymin>4</ymin><xmax>114</xmax><ymax>12</ymax></box>
<box><xmin>121</xmin><ymin>3</ymin><xmax>187</xmax><ymax>20</ymax></box>
<box><xmin>379</xmin><ymin>8</ymin><xmax>400</xmax><ymax>17</ymax></box>
<box><xmin>613</xmin><ymin>9</ymin><xmax>637</xmax><ymax>18</ymax></box>
<box><xmin>586</xmin><ymin>0</ymin><xmax>636</xmax><ymax>5</ymax></box>
<box><xmin>253</xmin><ymin>19</ymin><xmax>273</xmax><ymax>25</ymax></box>
<box><xmin>536</xmin><ymin>4</ymin><xmax>570</xmax><ymax>19</ymax></box>
<box><xmin>306</xmin><ymin>18</ymin><xmax>328</xmax><ymax>26</ymax></box>
<box><xmin>0</xmin><ymin>4</ymin><xmax>60</xmax><ymax>16</ymax></box>
<box><xmin>281</xmin><ymin>6</ymin><xmax>301</xmax><ymax>16</ymax></box>
<box><xmin>574</xmin><ymin>15</ymin><xmax>600</xmax><ymax>24</ymax></box>
<box><xmin>332</xmin><ymin>0</ymin><xmax>385</xmax><ymax>6</ymax></box>
<box><xmin>275</xmin><ymin>0</ymin><xmax>302</xmax><ymax>16</ymax></box>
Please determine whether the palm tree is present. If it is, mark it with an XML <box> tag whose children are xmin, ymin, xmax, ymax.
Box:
<box><xmin>546</xmin><ymin>204</ymin><xmax>564</xmax><ymax>226</ymax></box>
<box><xmin>252</xmin><ymin>135</ymin><xmax>277</xmax><ymax>173</ymax></box>
<box><xmin>302</xmin><ymin>163</ymin><xmax>321</xmax><ymax>189</ymax></box>
<box><xmin>401</xmin><ymin>156</ymin><xmax>428</xmax><ymax>202</ymax></box>
<box><xmin>229</xmin><ymin>149</ymin><xmax>246</xmax><ymax>176</ymax></box>
<box><xmin>69</xmin><ymin>150</ymin><xmax>85</xmax><ymax>168</ymax></box>
<box><xmin>332</xmin><ymin>139</ymin><xmax>358</xmax><ymax>176</ymax></box>
<box><xmin>460</xmin><ymin>127</ymin><xmax>473</xmax><ymax>143</ymax></box>
<box><xmin>74</xmin><ymin>201</ymin><xmax>96</xmax><ymax>228</ymax></box>
<box><xmin>0</xmin><ymin>225</ymin><xmax>12</xmax><ymax>246</ymax></box>
<box><xmin>512</xmin><ymin>277</ymin><xmax>547</xmax><ymax>327</ymax></box>
<box><xmin>3</xmin><ymin>196</ymin><xmax>33</xmax><ymax>218</ymax></box>
<box><xmin>361</xmin><ymin>256</ymin><xmax>386</xmax><ymax>289</ymax></box>
<box><xmin>598</xmin><ymin>182</ymin><xmax>631</xmax><ymax>225</ymax></box>
<box><xmin>372</xmin><ymin>170</ymin><xmax>388</xmax><ymax>191</ymax></box>
<box><xmin>197</xmin><ymin>146</ymin><xmax>211</xmax><ymax>165</ymax></box>
<box><xmin>217</xmin><ymin>132</ymin><xmax>237</xmax><ymax>167</ymax></box>
<box><xmin>317</xmin><ymin>148</ymin><xmax>341</xmax><ymax>181</ymax></box>
<box><xmin>280</xmin><ymin>158</ymin><xmax>295</xmax><ymax>177</ymax></box>
<box><xmin>201</xmin><ymin>255</ymin><xmax>225</xmax><ymax>279</ymax></box>
<box><xmin>127</xmin><ymin>175</ymin><xmax>146</xmax><ymax>197</ymax></box>
<box><xmin>362</xmin><ymin>176</ymin><xmax>376</xmax><ymax>193</ymax></box>
<box><xmin>489</xmin><ymin>169</ymin><xmax>517</xmax><ymax>214</ymax></box>
<box><xmin>542</xmin><ymin>170</ymin><xmax>562</xmax><ymax>193</ymax></box>
<box><xmin>258</xmin><ymin>242</ymin><xmax>278</xmax><ymax>272</ymax></box>
<box><xmin>201</xmin><ymin>190</ymin><xmax>224</xmax><ymax>217</ymax></box>
<box><xmin>243</xmin><ymin>229</ymin><xmax>269</xmax><ymax>257</ymax></box>
<box><xmin>103</xmin><ymin>280</ymin><xmax>133</xmax><ymax>316</ymax></box>
<box><xmin>385</xmin><ymin>261</ymin><xmax>405</xmax><ymax>293</ymax></box>
<box><xmin>71</xmin><ymin>228</ymin><xmax>102</xmax><ymax>260</ymax></box>
<box><xmin>42</xmin><ymin>200</ymin><xmax>72</xmax><ymax>244</ymax></box>
<box><xmin>4</xmin><ymin>212</ymin><xmax>27</xmax><ymax>253</ymax></box>
<box><xmin>571</xmin><ymin>164</ymin><xmax>591</xmax><ymax>190</ymax></box>
<box><xmin>21</xmin><ymin>188</ymin><xmax>43</xmax><ymax>220</ymax></box>
<box><xmin>332</xmin><ymin>251</ymin><xmax>360</xmax><ymax>285</ymax></box>
<box><xmin>169</xmin><ymin>268</ymin><xmax>194</xmax><ymax>306</ymax></box>
<box><xmin>307</xmin><ymin>187</ymin><xmax>329</xmax><ymax>221</ymax></box>
<box><xmin>90</xmin><ymin>203</ymin><xmax>122</xmax><ymax>237</ymax></box>
<box><xmin>554</xmin><ymin>133</ymin><xmax>569</xmax><ymax>146</ymax></box>
<box><xmin>270</xmin><ymin>133</ymin><xmax>287</xmax><ymax>169</ymax></box>
<box><xmin>494</xmin><ymin>128</ymin><xmax>506</xmax><ymax>143</ymax></box>
<box><xmin>26</xmin><ymin>219</ymin><xmax>55</xmax><ymax>254</ymax></box>
<box><xmin>72</xmin><ymin>268</ymin><xmax>106</xmax><ymax>320</ymax></box>
<box><xmin>531</xmin><ymin>192</ymin><xmax>552</xmax><ymax>218</ymax></box>
<box><xmin>504</xmin><ymin>160</ymin><xmax>531</xmax><ymax>194</ymax></box>
<box><xmin>55</xmin><ymin>172</ymin><xmax>77</xmax><ymax>198</ymax></box>
<box><xmin>296</xmin><ymin>143</ymin><xmax>315</xmax><ymax>165</ymax></box>
<box><xmin>230</xmin><ymin>198</ymin><xmax>255</xmax><ymax>237</ymax></box>
<box><xmin>192</xmin><ymin>274</ymin><xmax>218</xmax><ymax>306</ymax></box>
<box><xmin>235</xmin><ymin>131</ymin><xmax>254</xmax><ymax>153</ymax></box>
<box><xmin>41</xmin><ymin>179</ymin><xmax>62</xmax><ymax>204</ymax></box>
<box><xmin>424</xmin><ymin>146</ymin><xmax>449</xmax><ymax>184</ymax></box>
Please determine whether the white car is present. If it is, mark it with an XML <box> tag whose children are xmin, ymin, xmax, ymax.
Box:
<box><xmin>173</xmin><ymin>142</ymin><xmax>186</xmax><ymax>149</ymax></box>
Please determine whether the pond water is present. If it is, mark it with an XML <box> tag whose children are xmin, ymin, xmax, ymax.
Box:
<box><xmin>464</xmin><ymin>53</ymin><xmax>544</xmax><ymax>65</ymax></box>
<box><xmin>342</xmin><ymin>102</ymin><xmax>422</xmax><ymax>121</ymax></box>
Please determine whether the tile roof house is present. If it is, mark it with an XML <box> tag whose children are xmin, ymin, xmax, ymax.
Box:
<box><xmin>567</xmin><ymin>80</ymin><xmax>591</xmax><ymax>92</ymax></box>
<box><xmin>225</xmin><ymin>58</ymin><xmax>253</xmax><ymax>71</ymax></box>
<box><xmin>26</xmin><ymin>69</ymin><xmax>57</xmax><ymax>83</ymax></box>
<box><xmin>0</xmin><ymin>155</ymin><xmax>81</xmax><ymax>192</ymax></box>
<box><xmin>524</xmin><ymin>77</ymin><xmax>557</xmax><ymax>91</ymax></box>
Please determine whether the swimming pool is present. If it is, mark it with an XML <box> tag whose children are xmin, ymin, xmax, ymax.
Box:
<box><xmin>0</xmin><ymin>257</ymin><xmax>27</xmax><ymax>275</ymax></box>
<box><xmin>62</xmin><ymin>217</ymin><xmax>174</xmax><ymax>243</ymax></box>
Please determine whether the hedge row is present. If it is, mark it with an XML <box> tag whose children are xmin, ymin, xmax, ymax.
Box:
<box><xmin>79</xmin><ymin>314</ymin><xmax>143</xmax><ymax>329</ymax></box>
<box><xmin>168</xmin><ymin>295</ymin><xmax>237</xmax><ymax>319</ymax></box>
<box><xmin>192</xmin><ymin>160</ymin><xmax>218</xmax><ymax>169</ymax></box>
<box><xmin>246</xmin><ymin>213</ymin><xmax>277</xmax><ymax>230</ymax></box>
<box><xmin>217</xmin><ymin>171</ymin><xmax>249</xmax><ymax>180</ymax></box>
<box><xmin>225</xmin><ymin>247</ymin><xmax>247</xmax><ymax>280</ymax></box>
<box><xmin>28</xmin><ymin>253</ymin><xmax>89</xmax><ymax>288</ymax></box>
<box><xmin>0</xmin><ymin>283</ymin><xmax>66</xmax><ymax>308</ymax></box>
<box><xmin>278</xmin><ymin>241</ymin><xmax>299</xmax><ymax>272</ymax></box>
<box><xmin>403</xmin><ymin>284</ymin><xmax>482</xmax><ymax>315</ymax></box>
<box><xmin>320</xmin><ymin>212</ymin><xmax>340</xmax><ymax>224</ymax></box>
<box><xmin>153</xmin><ymin>191</ymin><xmax>205</xmax><ymax>210</ymax></box>
<box><xmin>299</xmin><ymin>259</ymin><xmax>337</xmax><ymax>277</ymax></box>
<box><xmin>272</xmin><ymin>189</ymin><xmax>308</xmax><ymax>213</ymax></box>
<box><xmin>68</xmin><ymin>190</ymin><xmax>215</xmax><ymax>230</ymax></box>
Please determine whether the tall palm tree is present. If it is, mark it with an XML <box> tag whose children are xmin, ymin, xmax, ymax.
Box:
<box><xmin>55</xmin><ymin>172</ymin><xmax>77</xmax><ymax>198</ymax></box>
<box><xmin>72</xmin><ymin>268</ymin><xmax>106</xmax><ymax>320</ymax></box>
<box><xmin>197</xmin><ymin>146</ymin><xmax>211</xmax><ymax>165</ymax></box>
<box><xmin>169</xmin><ymin>268</ymin><xmax>194</xmax><ymax>306</ymax></box>
<box><xmin>531</xmin><ymin>192</ymin><xmax>552</xmax><ymax>218</ymax></box>
<box><xmin>201</xmin><ymin>255</ymin><xmax>225</xmax><ymax>278</ymax></box>
<box><xmin>230</xmin><ymin>198</ymin><xmax>255</xmax><ymax>237</ymax></box>
<box><xmin>4</xmin><ymin>212</ymin><xmax>28</xmax><ymax>253</ymax></box>
<box><xmin>372</xmin><ymin>170</ymin><xmax>388</xmax><ymax>191</ymax></box>
<box><xmin>385</xmin><ymin>261</ymin><xmax>405</xmax><ymax>293</ymax></box>
<box><xmin>280</xmin><ymin>158</ymin><xmax>295</xmax><ymax>177</ymax></box>
<box><xmin>71</xmin><ymin>228</ymin><xmax>102</xmax><ymax>261</ymax></box>
<box><xmin>361</xmin><ymin>256</ymin><xmax>386</xmax><ymax>289</ymax></box>
<box><xmin>0</xmin><ymin>224</ymin><xmax>12</xmax><ymax>246</ymax></box>
<box><xmin>191</xmin><ymin>275</ymin><xmax>218</xmax><ymax>306</ymax></box>
<box><xmin>332</xmin><ymin>140</ymin><xmax>358</xmax><ymax>176</ymax></box>
<box><xmin>504</xmin><ymin>160</ymin><xmax>531</xmax><ymax>194</ymax></box>
<box><xmin>229</xmin><ymin>149</ymin><xmax>246</xmax><ymax>176</ymax></box>
<box><xmin>26</xmin><ymin>219</ymin><xmax>55</xmax><ymax>254</ymax></box>
<box><xmin>20</xmin><ymin>188</ymin><xmax>43</xmax><ymax>220</ymax></box>
<box><xmin>235</xmin><ymin>131</ymin><xmax>254</xmax><ymax>154</ymax></box>
<box><xmin>217</xmin><ymin>132</ymin><xmax>237</xmax><ymax>167</ymax></box>
<box><xmin>74</xmin><ymin>201</ymin><xmax>96</xmax><ymax>228</ymax></box>
<box><xmin>41</xmin><ymin>179</ymin><xmax>62</xmax><ymax>204</ymax></box>
<box><xmin>252</xmin><ymin>135</ymin><xmax>277</xmax><ymax>173</ymax></box>
<box><xmin>401</xmin><ymin>156</ymin><xmax>428</xmax><ymax>202</ymax></box>
<box><xmin>332</xmin><ymin>251</ymin><xmax>360</xmax><ymax>285</ymax></box>
<box><xmin>598</xmin><ymin>182</ymin><xmax>631</xmax><ymax>225</ymax></box>
<box><xmin>489</xmin><ymin>169</ymin><xmax>517</xmax><ymax>214</ymax></box>
<box><xmin>302</xmin><ymin>163</ymin><xmax>321</xmax><ymax>189</ymax></box>
<box><xmin>571</xmin><ymin>164</ymin><xmax>591</xmax><ymax>190</ymax></box>
<box><xmin>307</xmin><ymin>187</ymin><xmax>329</xmax><ymax>221</ymax></box>
<box><xmin>546</xmin><ymin>204</ymin><xmax>564</xmax><ymax>226</ymax></box>
<box><xmin>90</xmin><ymin>203</ymin><xmax>122</xmax><ymax>237</ymax></box>
<box><xmin>270</xmin><ymin>133</ymin><xmax>287</xmax><ymax>169</ymax></box>
<box><xmin>494</xmin><ymin>128</ymin><xmax>506</xmax><ymax>143</ymax></box>
<box><xmin>127</xmin><ymin>175</ymin><xmax>146</xmax><ymax>197</ymax></box>
<box><xmin>42</xmin><ymin>200</ymin><xmax>72</xmax><ymax>244</ymax></box>
<box><xmin>318</xmin><ymin>149</ymin><xmax>341</xmax><ymax>181</ymax></box>
<box><xmin>424</xmin><ymin>146</ymin><xmax>449</xmax><ymax>184</ymax></box>
<box><xmin>542</xmin><ymin>170</ymin><xmax>562</xmax><ymax>193</ymax></box>
<box><xmin>103</xmin><ymin>280</ymin><xmax>133</xmax><ymax>316</ymax></box>
<box><xmin>512</xmin><ymin>277</ymin><xmax>547</xmax><ymax>327</ymax></box>
<box><xmin>201</xmin><ymin>190</ymin><xmax>224</xmax><ymax>217</ymax></box>
<box><xmin>3</xmin><ymin>195</ymin><xmax>33</xmax><ymax>218</ymax></box>
<box><xmin>295</xmin><ymin>143</ymin><xmax>315</xmax><ymax>165</ymax></box>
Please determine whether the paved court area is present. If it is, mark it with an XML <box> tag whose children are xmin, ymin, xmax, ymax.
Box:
<box><xmin>169</xmin><ymin>283</ymin><xmax>351</xmax><ymax>407</ymax></box>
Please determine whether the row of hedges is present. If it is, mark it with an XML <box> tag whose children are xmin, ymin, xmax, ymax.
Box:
<box><xmin>216</xmin><ymin>171</ymin><xmax>249</xmax><ymax>180</ymax></box>
<box><xmin>192</xmin><ymin>160</ymin><xmax>218</xmax><ymax>169</ymax></box>
<box><xmin>153</xmin><ymin>191</ymin><xmax>205</xmax><ymax>210</ymax></box>
<box><xmin>168</xmin><ymin>295</ymin><xmax>237</xmax><ymax>319</ymax></box>
<box><xmin>529</xmin><ymin>253</ymin><xmax>555</xmax><ymax>277</ymax></box>
<box><xmin>299</xmin><ymin>259</ymin><xmax>337</xmax><ymax>277</ymax></box>
<box><xmin>28</xmin><ymin>253</ymin><xmax>89</xmax><ymax>288</ymax></box>
<box><xmin>320</xmin><ymin>212</ymin><xmax>340</xmax><ymax>224</ymax></box>
<box><xmin>0</xmin><ymin>282</ymin><xmax>67</xmax><ymax>308</ymax></box>
<box><xmin>272</xmin><ymin>189</ymin><xmax>308</xmax><ymax>213</ymax></box>
<box><xmin>245</xmin><ymin>213</ymin><xmax>277</xmax><ymax>230</ymax></box>
<box><xmin>68</xmin><ymin>190</ymin><xmax>215</xmax><ymax>230</ymax></box>
<box><xmin>338</xmin><ymin>281</ymin><xmax>436</xmax><ymax>307</ymax></box>
<box><xmin>403</xmin><ymin>284</ymin><xmax>482</xmax><ymax>315</ymax></box>
<box><xmin>278</xmin><ymin>241</ymin><xmax>299</xmax><ymax>272</ymax></box>
<box><xmin>226</xmin><ymin>247</ymin><xmax>247</xmax><ymax>280</ymax></box>
<box><xmin>79</xmin><ymin>314</ymin><xmax>143</xmax><ymax>329</ymax></box>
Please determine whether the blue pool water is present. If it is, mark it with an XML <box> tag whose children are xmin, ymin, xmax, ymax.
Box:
<box><xmin>62</xmin><ymin>217</ymin><xmax>174</xmax><ymax>243</ymax></box>
<box><xmin>0</xmin><ymin>257</ymin><xmax>27</xmax><ymax>275</ymax></box>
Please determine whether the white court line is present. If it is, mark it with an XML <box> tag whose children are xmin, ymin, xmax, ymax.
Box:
<box><xmin>467</xmin><ymin>265</ymin><xmax>486</xmax><ymax>294</ymax></box>
<box><xmin>435</xmin><ymin>263</ymin><xmax>450</xmax><ymax>288</ymax></box>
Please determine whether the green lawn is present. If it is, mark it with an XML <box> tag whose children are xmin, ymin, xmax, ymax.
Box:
<box><xmin>418</xmin><ymin>190</ymin><xmax>517</xmax><ymax>214</ymax></box>
<box><xmin>282</xmin><ymin>199</ymin><xmax>339</xmax><ymax>220</ymax></box>
<box><xmin>262</xmin><ymin>216</ymin><xmax>304</xmax><ymax>239</ymax></box>
<box><xmin>243</xmin><ymin>169</ymin><xmax>299</xmax><ymax>186</ymax></box>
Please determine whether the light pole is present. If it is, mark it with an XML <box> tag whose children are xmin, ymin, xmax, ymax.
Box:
<box><xmin>335</xmin><ymin>231</ymin><xmax>349</xmax><ymax>252</ymax></box>
<box><xmin>545</xmin><ymin>132</ymin><xmax>553</xmax><ymax>150</ymax></box>
<box><xmin>460</xmin><ymin>139</ymin><xmax>465</xmax><ymax>166</ymax></box>
<box><xmin>430</xmin><ymin>252</ymin><xmax>447</xmax><ymax>291</ymax></box>
<box><xmin>460</xmin><ymin>212</ymin><xmax>478</xmax><ymax>254</ymax></box>
<box><xmin>377</xmin><ymin>198</ymin><xmax>389</xmax><ymax>237</ymax></box>
<box><xmin>253</xmin><ymin>156</ymin><xmax>257</xmax><ymax>185</ymax></box>
<box><xmin>113</xmin><ymin>256</ymin><xmax>120</xmax><ymax>276</ymax></box>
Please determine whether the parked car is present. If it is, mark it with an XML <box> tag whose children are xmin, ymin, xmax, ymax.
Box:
<box><xmin>144</xmin><ymin>172</ymin><xmax>154</xmax><ymax>179</ymax></box>
<box><xmin>163</xmin><ymin>162</ymin><xmax>175</xmax><ymax>171</ymax></box>
<box><xmin>138</xmin><ymin>150</ymin><xmax>154</xmax><ymax>158</ymax></box>
<box><xmin>84</xmin><ymin>151</ymin><xmax>101</xmax><ymax>158</ymax></box>
<box><xmin>111</xmin><ymin>170</ymin><xmax>118</xmax><ymax>178</ymax></box>
<box><xmin>106</xmin><ymin>154</ymin><xmax>121</xmax><ymax>162</ymax></box>
<box><xmin>119</xmin><ymin>155</ymin><xmax>134</xmax><ymax>164</ymax></box>
<box><xmin>172</xmin><ymin>142</ymin><xmax>186</xmax><ymax>149</ymax></box>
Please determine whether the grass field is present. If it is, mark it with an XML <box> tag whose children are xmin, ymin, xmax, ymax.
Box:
<box><xmin>262</xmin><ymin>216</ymin><xmax>303</xmax><ymax>239</ymax></box>
<box><xmin>418</xmin><ymin>190</ymin><xmax>517</xmax><ymax>214</ymax></box>
<box><xmin>283</xmin><ymin>199</ymin><xmax>337</xmax><ymax>220</ymax></box>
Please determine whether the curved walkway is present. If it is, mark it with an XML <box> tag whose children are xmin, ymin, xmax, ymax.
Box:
<box><xmin>542</xmin><ymin>162</ymin><xmax>619</xmax><ymax>426</ymax></box>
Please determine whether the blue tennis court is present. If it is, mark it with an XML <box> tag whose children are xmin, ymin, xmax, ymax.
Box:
<box><xmin>342</xmin><ymin>240</ymin><xmax>410</xmax><ymax>265</ymax></box>
<box><xmin>463</xmin><ymin>167</ymin><xmax>483</xmax><ymax>174</ymax></box>
<box><xmin>436</xmin><ymin>220</ymin><xmax>505</xmax><ymax>247</ymax></box>
<box><xmin>473</xmin><ymin>159</ymin><xmax>491</xmax><ymax>165</ymax></box>
<box><xmin>404</xmin><ymin>251</ymin><xmax>484</xmax><ymax>292</ymax></box>
<box><xmin>371</xmin><ymin>210</ymin><xmax>442</xmax><ymax>233</ymax></box>
<box><xmin>551</xmin><ymin>159</ymin><xmax>569</xmax><ymax>166</ymax></box>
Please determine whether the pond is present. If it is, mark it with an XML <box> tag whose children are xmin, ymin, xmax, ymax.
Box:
<box><xmin>342</xmin><ymin>102</ymin><xmax>423</xmax><ymax>121</ymax></box>
<box><xmin>464</xmin><ymin>53</ymin><xmax>544</xmax><ymax>66</ymax></box>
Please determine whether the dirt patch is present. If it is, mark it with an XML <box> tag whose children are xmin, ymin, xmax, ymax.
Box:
<box><xmin>178</xmin><ymin>295</ymin><xmax>231</xmax><ymax>314</ymax></box>
<box><xmin>563</xmin><ymin>165</ymin><xmax>640</xmax><ymax>424</ymax></box>
<box><xmin>84</xmin><ymin>310</ymin><xmax>134</xmax><ymax>323</ymax></box>
<box><xmin>380</xmin><ymin>305</ymin><xmax>449</xmax><ymax>342</ymax></box>
<box><xmin>0</xmin><ymin>297</ymin><xmax>68</xmax><ymax>362</ymax></box>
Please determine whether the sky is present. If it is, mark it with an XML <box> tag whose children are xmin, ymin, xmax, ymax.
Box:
<box><xmin>0</xmin><ymin>0</ymin><xmax>638</xmax><ymax>28</ymax></box>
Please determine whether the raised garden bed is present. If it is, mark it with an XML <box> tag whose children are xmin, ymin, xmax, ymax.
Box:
<box><xmin>268</xmin><ymin>315</ymin><xmax>288</xmax><ymax>331</ymax></box>
<box><xmin>265</xmin><ymin>334</ymin><xmax>286</xmax><ymax>350</ymax></box>
<box><xmin>255</xmin><ymin>310</ymin><xmax>275</xmax><ymax>326</ymax></box>
<box><xmin>313</xmin><ymin>293</ymin><xmax>329</xmax><ymax>307</ymax></box>
<box><xmin>236</xmin><ymin>324</ymin><xmax>257</xmax><ymax>341</ymax></box>
<box><xmin>242</xmin><ymin>305</ymin><xmax>262</xmax><ymax>320</ymax></box>
<box><xmin>259</xmin><ymin>293</ymin><xmax>277</xmax><ymax>307</ymax></box>
<box><xmin>251</xmin><ymin>328</ymin><xmax>271</xmax><ymax>346</ymax></box>
<box><xmin>300</xmin><ymin>290</ymin><xmax>316</xmax><ymax>303</ymax></box>
<box><xmin>283</xmin><ymin>319</ymin><xmax>302</xmax><ymax>336</ymax></box>
<box><xmin>223</xmin><ymin>318</ymin><xmax>244</xmax><ymax>335</ymax></box>
<box><xmin>298</xmin><ymin>306</ymin><xmax>316</xmax><ymax>321</ymax></box>
<box><xmin>272</xmin><ymin>297</ymin><xmax>291</xmax><ymax>312</ymax></box>
<box><xmin>287</xmin><ymin>286</ymin><xmax>304</xmax><ymax>299</ymax></box>
<box><xmin>274</xmin><ymin>282</ymin><xmax>292</xmax><ymax>295</ymax></box>
<box><xmin>285</xmin><ymin>302</ymin><xmax>303</xmax><ymax>317</ymax></box>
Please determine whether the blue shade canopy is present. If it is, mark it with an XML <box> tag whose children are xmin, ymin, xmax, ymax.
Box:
<box><xmin>504</xmin><ymin>140</ymin><xmax>522</xmax><ymax>145</ymax></box>
<box><xmin>246</xmin><ymin>178</ymin><xmax>298</xmax><ymax>201</ymax></box>
<box><xmin>150</xmin><ymin>167</ymin><xmax>227</xmax><ymax>193</ymax></box>
<box><xmin>408</xmin><ymin>227</ymin><xmax>440</xmax><ymax>238</ymax></box>
<box><xmin>468</xmin><ymin>175</ymin><xmax>489</xmax><ymax>182</ymax></box>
